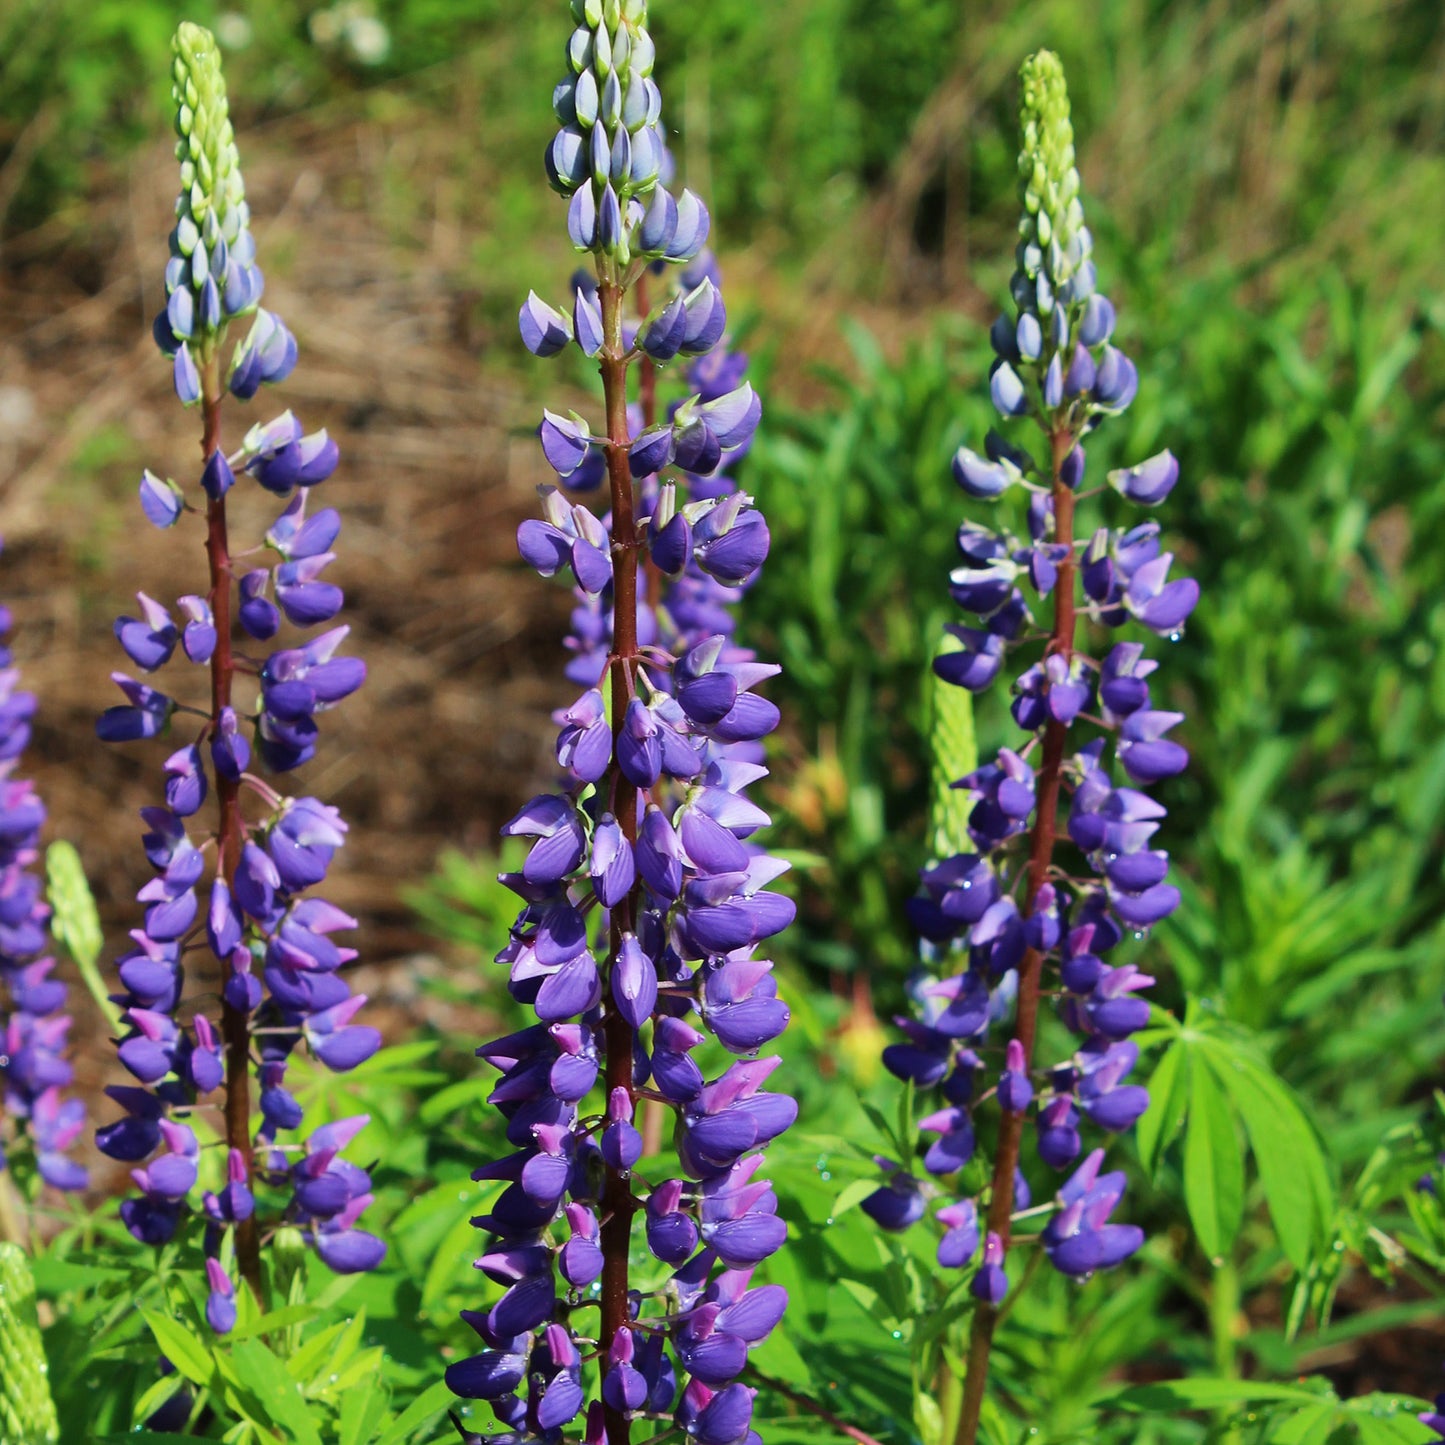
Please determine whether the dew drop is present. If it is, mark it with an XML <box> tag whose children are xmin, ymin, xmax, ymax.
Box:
<box><xmin>825</xmin><ymin>1217</ymin><xmax>835</xmax><ymax>1226</ymax></box>
<box><xmin>819</xmin><ymin>1171</ymin><xmax>832</xmax><ymax>1181</ymax></box>
<box><xmin>1167</xmin><ymin>629</ymin><xmax>1183</xmax><ymax>643</ymax></box>
<box><xmin>891</xmin><ymin>1330</ymin><xmax>903</xmax><ymax>1340</ymax></box>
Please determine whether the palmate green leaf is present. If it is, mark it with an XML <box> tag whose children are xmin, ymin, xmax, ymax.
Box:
<box><xmin>225</xmin><ymin>1303</ymin><xmax>320</xmax><ymax>1345</ymax></box>
<box><xmin>1136</xmin><ymin>1038</ymin><xmax>1191</xmax><ymax>1178</ymax></box>
<box><xmin>1268</xmin><ymin>1402</ymin><xmax>1341</xmax><ymax>1445</ymax></box>
<box><xmin>225</xmin><ymin>1338</ymin><xmax>324</xmax><ymax>1445</ymax></box>
<box><xmin>336</xmin><ymin>1374</ymin><xmax>389</xmax><ymax>1445</ymax></box>
<box><xmin>138</xmin><ymin>1305</ymin><xmax>216</xmax><ymax>1390</ymax></box>
<box><xmin>423</xmin><ymin>1201</ymin><xmax>487</xmax><ymax>1313</ymax></box>
<box><xmin>1342</xmin><ymin>1394</ymin><xmax>1435</xmax><ymax>1443</ymax></box>
<box><xmin>1182</xmin><ymin>1053</ymin><xmax>1244</xmax><ymax>1260</ymax></box>
<box><xmin>928</xmin><ymin>629</ymin><xmax>977</xmax><ymax>859</ymax></box>
<box><xmin>1202</xmin><ymin>1039</ymin><xmax>1336</xmax><ymax>1269</ymax></box>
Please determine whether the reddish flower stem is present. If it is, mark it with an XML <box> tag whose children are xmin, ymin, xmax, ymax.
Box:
<box><xmin>598</xmin><ymin>279</ymin><xmax>640</xmax><ymax>1445</ymax></box>
<box><xmin>954</xmin><ymin>424</ymin><xmax>1076</xmax><ymax>1445</ymax></box>
<box><xmin>199</xmin><ymin>361</ymin><xmax>265</xmax><ymax>1309</ymax></box>
<box><xmin>632</xmin><ymin>272</ymin><xmax>668</xmax><ymax>1159</ymax></box>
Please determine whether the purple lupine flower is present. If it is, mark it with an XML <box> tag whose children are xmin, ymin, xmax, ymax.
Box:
<box><xmin>0</xmin><ymin>564</ymin><xmax>88</xmax><ymax>1194</ymax></box>
<box><xmin>875</xmin><ymin>49</ymin><xmax>1194</xmax><ymax>1436</ymax></box>
<box><xmin>449</xmin><ymin>5</ymin><xmax>789</xmax><ymax>1441</ymax></box>
<box><xmin>94</xmin><ymin>22</ymin><xmax>381</xmax><ymax>1320</ymax></box>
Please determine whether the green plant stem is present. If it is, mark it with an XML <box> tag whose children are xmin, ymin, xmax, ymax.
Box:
<box><xmin>1209</xmin><ymin>1258</ymin><xmax>1244</xmax><ymax>1445</ymax></box>
<box><xmin>954</xmin><ymin>424</ymin><xmax>1077</xmax><ymax>1445</ymax></box>
<box><xmin>598</xmin><ymin>277</ymin><xmax>639</xmax><ymax>1445</ymax></box>
<box><xmin>200</xmin><ymin>360</ymin><xmax>265</xmax><ymax>1311</ymax></box>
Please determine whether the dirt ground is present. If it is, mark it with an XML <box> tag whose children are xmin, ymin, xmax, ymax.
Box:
<box><xmin>0</xmin><ymin>112</ymin><xmax>577</xmax><ymax>969</ymax></box>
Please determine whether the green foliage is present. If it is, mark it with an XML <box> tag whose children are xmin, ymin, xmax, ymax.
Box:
<box><xmin>744</xmin><ymin>319</ymin><xmax>992</xmax><ymax>979</ymax></box>
<box><xmin>928</xmin><ymin>630</ymin><xmax>978</xmax><ymax>859</ymax></box>
<box><xmin>1138</xmin><ymin>1006</ymin><xmax>1335</xmax><ymax>1276</ymax></box>
<box><xmin>31</xmin><ymin>1037</ymin><xmax>479</xmax><ymax>1444</ymax></box>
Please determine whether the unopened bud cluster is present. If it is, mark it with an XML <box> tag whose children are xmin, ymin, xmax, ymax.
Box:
<box><xmin>152</xmin><ymin>22</ymin><xmax>297</xmax><ymax>407</ymax></box>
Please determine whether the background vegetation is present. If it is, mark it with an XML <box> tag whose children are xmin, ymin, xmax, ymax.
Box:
<box><xmin>2</xmin><ymin>0</ymin><xmax>1443</xmax><ymax>1440</ymax></box>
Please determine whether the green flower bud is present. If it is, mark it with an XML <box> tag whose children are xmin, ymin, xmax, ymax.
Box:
<box><xmin>1016</xmin><ymin>50</ymin><xmax>1086</xmax><ymax>286</ymax></box>
<box><xmin>569</xmin><ymin>26</ymin><xmax>594</xmax><ymax>74</ymax></box>
<box><xmin>170</xmin><ymin>23</ymin><xmax>247</xmax><ymax>250</ymax></box>
<box><xmin>0</xmin><ymin>1244</ymin><xmax>59</xmax><ymax>1445</ymax></box>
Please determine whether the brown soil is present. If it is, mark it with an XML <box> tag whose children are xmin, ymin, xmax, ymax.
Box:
<box><xmin>0</xmin><ymin>110</ymin><xmax>591</xmax><ymax>1197</ymax></box>
<box><xmin>0</xmin><ymin>115</ymin><xmax>575</xmax><ymax>962</ymax></box>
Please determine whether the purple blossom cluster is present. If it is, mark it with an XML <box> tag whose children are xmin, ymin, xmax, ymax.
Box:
<box><xmin>866</xmin><ymin>50</ymin><xmax>1197</xmax><ymax>1312</ymax></box>
<box><xmin>93</xmin><ymin>21</ymin><xmax>382</xmax><ymax>1330</ymax></box>
<box><xmin>446</xmin><ymin>5</ymin><xmax>791</xmax><ymax>1443</ymax></box>
<box><xmin>0</xmin><ymin>566</ymin><xmax>87</xmax><ymax>1196</ymax></box>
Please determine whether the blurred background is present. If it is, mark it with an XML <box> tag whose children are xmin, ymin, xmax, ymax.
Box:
<box><xmin>3</xmin><ymin>0</ymin><xmax>1445</xmax><ymax>1425</ymax></box>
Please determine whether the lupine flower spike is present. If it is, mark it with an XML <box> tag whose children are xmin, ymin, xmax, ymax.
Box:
<box><xmin>95</xmin><ymin>23</ymin><xmax>382</xmax><ymax>1324</ymax></box>
<box><xmin>0</xmin><ymin>548</ymin><xmax>88</xmax><ymax>1206</ymax></box>
<box><xmin>448</xmin><ymin>4</ymin><xmax>792</xmax><ymax>1443</ymax></box>
<box><xmin>865</xmin><ymin>51</ymin><xmax>1196</xmax><ymax>1443</ymax></box>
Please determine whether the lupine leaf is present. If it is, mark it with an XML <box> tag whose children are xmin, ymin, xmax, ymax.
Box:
<box><xmin>336</xmin><ymin>1376</ymin><xmax>388</xmax><ymax>1445</ymax></box>
<box><xmin>1344</xmin><ymin>1394</ymin><xmax>1435</xmax><ymax>1443</ymax></box>
<box><xmin>226</xmin><ymin>1339</ymin><xmax>324</xmax><ymax>1445</ymax></box>
<box><xmin>1182</xmin><ymin>1056</ymin><xmax>1244</xmax><ymax>1260</ymax></box>
<box><xmin>0</xmin><ymin>1243</ymin><xmax>59</xmax><ymax>1445</ymax></box>
<box><xmin>225</xmin><ymin>1304</ymin><xmax>320</xmax><ymax>1345</ymax></box>
<box><xmin>1136</xmin><ymin>1039</ymin><xmax>1191</xmax><ymax>1177</ymax></box>
<box><xmin>138</xmin><ymin>1305</ymin><xmax>216</xmax><ymax>1389</ymax></box>
<box><xmin>1205</xmin><ymin>1041</ymin><xmax>1336</xmax><ymax>1269</ymax></box>
<box><xmin>1268</xmin><ymin>1402</ymin><xmax>1342</xmax><ymax>1444</ymax></box>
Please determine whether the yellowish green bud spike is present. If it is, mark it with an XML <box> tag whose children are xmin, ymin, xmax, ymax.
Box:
<box><xmin>0</xmin><ymin>1244</ymin><xmax>59</xmax><ymax>1444</ymax></box>
<box><xmin>170</xmin><ymin>23</ymin><xmax>246</xmax><ymax>239</ymax></box>
<box><xmin>928</xmin><ymin>630</ymin><xmax>979</xmax><ymax>862</ymax></box>
<box><xmin>1016</xmin><ymin>50</ymin><xmax>1086</xmax><ymax>286</ymax></box>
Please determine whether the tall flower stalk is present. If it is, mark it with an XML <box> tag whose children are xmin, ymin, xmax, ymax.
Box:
<box><xmin>95</xmin><ymin>22</ymin><xmax>383</xmax><ymax>1325</ymax></box>
<box><xmin>0</xmin><ymin>552</ymin><xmax>88</xmax><ymax>1231</ymax></box>
<box><xmin>864</xmin><ymin>52</ymin><xmax>1198</xmax><ymax>1444</ymax></box>
<box><xmin>447</xmin><ymin>4</ymin><xmax>792</xmax><ymax>1443</ymax></box>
